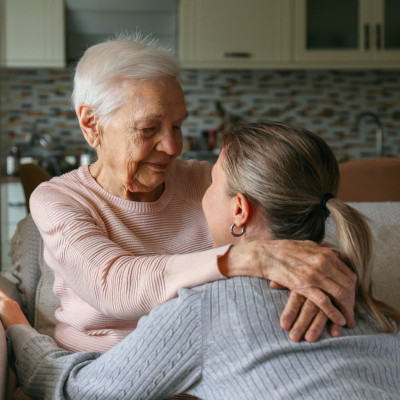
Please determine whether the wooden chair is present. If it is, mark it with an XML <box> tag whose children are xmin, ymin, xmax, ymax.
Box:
<box><xmin>338</xmin><ymin>158</ymin><xmax>400</xmax><ymax>202</ymax></box>
<box><xmin>19</xmin><ymin>163</ymin><xmax>52</xmax><ymax>213</ymax></box>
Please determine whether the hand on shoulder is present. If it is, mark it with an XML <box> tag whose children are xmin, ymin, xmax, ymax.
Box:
<box><xmin>0</xmin><ymin>289</ymin><xmax>31</xmax><ymax>330</ymax></box>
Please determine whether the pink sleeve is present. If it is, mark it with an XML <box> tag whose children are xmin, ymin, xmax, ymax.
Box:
<box><xmin>165</xmin><ymin>246</ymin><xmax>229</xmax><ymax>300</ymax></box>
<box><xmin>30</xmin><ymin>185</ymin><xmax>225</xmax><ymax>320</ymax></box>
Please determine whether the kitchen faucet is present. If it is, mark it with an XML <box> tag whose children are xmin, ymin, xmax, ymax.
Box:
<box><xmin>30</xmin><ymin>119</ymin><xmax>50</xmax><ymax>148</ymax></box>
<box><xmin>356</xmin><ymin>111</ymin><xmax>384</xmax><ymax>158</ymax></box>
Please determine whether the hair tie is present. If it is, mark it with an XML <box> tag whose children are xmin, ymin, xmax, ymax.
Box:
<box><xmin>320</xmin><ymin>193</ymin><xmax>335</xmax><ymax>211</ymax></box>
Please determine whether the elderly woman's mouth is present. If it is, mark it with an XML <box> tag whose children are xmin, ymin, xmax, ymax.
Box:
<box><xmin>145</xmin><ymin>162</ymin><xmax>169</xmax><ymax>171</ymax></box>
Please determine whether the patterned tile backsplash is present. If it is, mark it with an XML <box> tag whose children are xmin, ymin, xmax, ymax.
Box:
<box><xmin>1</xmin><ymin>68</ymin><xmax>400</xmax><ymax>167</ymax></box>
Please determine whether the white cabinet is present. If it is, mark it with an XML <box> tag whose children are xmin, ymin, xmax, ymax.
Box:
<box><xmin>1</xmin><ymin>180</ymin><xmax>26</xmax><ymax>270</ymax></box>
<box><xmin>178</xmin><ymin>0</ymin><xmax>292</xmax><ymax>69</ymax></box>
<box><xmin>294</xmin><ymin>0</ymin><xmax>400</xmax><ymax>67</ymax></box>
<box><xmin>178</xmin><ymin>0</ymin><xmax>400</xmax><ymax>69</ymax></box>
<box><xmin>0</xmin><ymin>0</ymin><xmax>65</xmax><ymax>68</ymax></box>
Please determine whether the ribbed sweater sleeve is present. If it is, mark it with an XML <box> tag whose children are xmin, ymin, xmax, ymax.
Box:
<box><xmin>7</xmin><ymin>289</ymin><xmax>203</xmax><ymax>400</ymax></box>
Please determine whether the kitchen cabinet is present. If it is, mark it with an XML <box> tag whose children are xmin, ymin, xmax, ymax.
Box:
<box><xmin>1</xmin><ymin>180</ymin><xmax>26</xmax><ymax>270</ymax></box>
<box><xmin>294</xmin><ymin>0</ymin><xmax>400</xmax><ymax>67</ymax></box>
<box><xmin>178</xmin><ymin>0</ymin><xmax>292</xmax><ymax>69</ymax></box>
<box><xmin>0</xmin><ymin>0</ymin><xmax>65</xmax><ymax>68</ymax></box>
<box><xmin>65</xmin><ymin>0</ymin><xmax>177</xmax><ymax>62</ymax></box>
<box><xmin>178</xmin><ymin>0</ymin><xmax>400</xmax><ymax>69</ymax></box>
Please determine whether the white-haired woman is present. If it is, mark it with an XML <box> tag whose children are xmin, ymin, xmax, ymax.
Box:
<box><xmin>29</xmin><ymin>36</ymin><xmax>354</xmax><ymax>353</ymax></box>
<box><xmin>1</xmin><ymin>121</ymin><xmax>399</xmax><ymax>399</ymax></box>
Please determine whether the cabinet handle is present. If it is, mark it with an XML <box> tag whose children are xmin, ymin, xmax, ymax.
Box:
<box><xmin>364</xmin><ymin>24</ymin><xmax>370</xmax><ymax>50</ymax></box>
<box><xmin>8</xmin><ymin>201</ymin><xmax>25</xmax><ymax>207</ymax></box>
<box><xmin>376</xmin><ymin>24</ymin><xmax>382</xmax><ymax>50</ymax></box>
<box><xmin>224</xmin><ymin>52</ymin><xmax>252</xmax><ymax>58</ymax></box>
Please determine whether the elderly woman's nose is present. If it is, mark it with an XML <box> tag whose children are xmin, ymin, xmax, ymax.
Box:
<box><xmin>156</xmin><ymin>129</ymin><xmax>183</xmax><ymax>155</ymax></box>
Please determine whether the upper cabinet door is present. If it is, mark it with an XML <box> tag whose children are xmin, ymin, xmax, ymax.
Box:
<box><xmin>0</xmin><ymin>0</ymin><xmax>65</xmax><ymax>68</ymax></box>
<box><xmin>294</xmin><ymin>0</ymin><xmax>400</xmax><ymax>66</ymax></box>
<box><xmin>370</xmin><ymin>0</ymin><xmax>400</xmax><ymax>62</ymax></box>
<box><xmin>179</xmin><ymin>0</ymin><xmax>292</xmax><ymax>69</ymax></box>
<box><xmin>294</xmin><ymin>0</ymin><xmax>371</xmax><ymax>63</ymax></box>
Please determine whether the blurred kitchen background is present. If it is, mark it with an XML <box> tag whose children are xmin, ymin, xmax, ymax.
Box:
<box><xmin>1</xmin><ymin>0</ymin><xmax>400</xmax><ymax>269</ymax></box>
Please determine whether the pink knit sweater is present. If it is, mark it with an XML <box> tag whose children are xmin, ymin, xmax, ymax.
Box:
<box><xmin>30</xmin><ymin>159</ymin><xmax>227</xmax><ymax>352</ymax></box>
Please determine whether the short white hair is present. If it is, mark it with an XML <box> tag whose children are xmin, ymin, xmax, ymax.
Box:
<box><xmin>72</xmin><ymin>33</ymin><xmax>181</xmax><ymax>127</ymax></box>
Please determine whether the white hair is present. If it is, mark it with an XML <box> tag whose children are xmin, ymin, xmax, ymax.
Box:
<box><xmin>71</xmin><ymin>33</ymin><xmax>181</xmax><ymax>127</ymax></box>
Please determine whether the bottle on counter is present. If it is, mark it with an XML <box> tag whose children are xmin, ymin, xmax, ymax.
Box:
<box><xmin>6</xmin><ymin>145</ymin><xmax>20</xmax><ymax>176</ymax></box>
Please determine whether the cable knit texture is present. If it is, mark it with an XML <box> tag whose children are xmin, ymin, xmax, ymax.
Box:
<box><xmin>29</xmin><ymin>159</ymin><xmax>227</xmax><ymax>352</ymax></box>
<box><xmin>8</xmin><ymin>277</ymin><xmax>400</xmax><ymax>399</ymax></box>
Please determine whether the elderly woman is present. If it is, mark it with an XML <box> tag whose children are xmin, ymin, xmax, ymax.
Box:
<box><xmin>29</xmin><ymin>36</ymin><xmax>354</xmax><ymax>353</ymax></box>
<box><xmin>1</xmin><ymin>121</ymin><xmax>399</xmax><ymax>399</ymax></box>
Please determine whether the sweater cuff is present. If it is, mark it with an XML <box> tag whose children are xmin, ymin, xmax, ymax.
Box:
<box><xmin>164</xmin><ymin>245</ymin><xmax>230</xmax><ymax>300</ymax></box>
<box><xmin>7</xmin><ymin>325</ymin><xmax>46</xmax><ymax>379</ymax></box>
<box><xmin>7</xmin><ymin>324</ymin><xmax>37</xmax><ymax>351</ymax></box>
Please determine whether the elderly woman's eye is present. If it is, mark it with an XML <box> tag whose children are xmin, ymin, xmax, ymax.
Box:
<box><xmin>142</xmin><ymin>127</ymin><xmax>156</xmax><ymax>134</ymax></box>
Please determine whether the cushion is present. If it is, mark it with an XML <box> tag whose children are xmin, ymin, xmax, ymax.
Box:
<box><xmin>6</xmin><ymin>214</ymin><xmax>60</xmax><ymax>337</ymax></box>
<box><xmin>326</xmin><ymin>202</ymin><xmax>400</xmax><ymax>312</ymax></box>
<box><xmin>34</xmin><ymin>239</ymin><xmax>60</xmax><ymax>337</ymax></box>
<box><xmin>7</xmin><ymin>214</ymin><xmax>42</xmax><ymax>325</ymax></box>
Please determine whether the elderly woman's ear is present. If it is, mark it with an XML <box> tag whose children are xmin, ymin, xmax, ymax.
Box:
<box><xmin>78</xmin><ymin>105</ymin><xmax>101</xmax><ymax>148</ymax></box>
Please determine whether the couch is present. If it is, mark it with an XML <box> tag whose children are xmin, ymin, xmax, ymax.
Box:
<box><xmin>0</xmin><ymin>202</ymin><xmax>399</xmax><ymax>399</ymax></box>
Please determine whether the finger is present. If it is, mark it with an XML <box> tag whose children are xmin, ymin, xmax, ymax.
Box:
<box><xmin>280</xmin><ymin>292</ymin><xmax>305</xmax><ymax>331</ymax></box>
<box><xmin>317</xmin><ymin>248</ymin><xmax>357</xmax><ymax>327</ymax></box>
<box><xmin>289</xmin><ymin>300</ymin><xmax>320</xmax><ymax>342</ymax></box>
<box><xmin>0</xmin><ymin>289</ymin><xmax>11</xmax><ymax>300</ymax></box>
<box><xmin>333</xmin><ymin>294</ymin><xmax>354</xmax><ymax>328</ymax></box>
<box><xmin>0</xmin><ymin>296</ymin><xmax>30</xmax><ymax>330</ymax></box>
<box><xmin>304</xmin><ymin>311</ymin><xmax>328</xmax><ymax>343</ymax></box>
<box><xmin>329</xmin><ymin>323</ymin><xmax>342</xmax><ymax>338</ymax></box>
<box><xmin>269</xmin><ymin>281</ymin><xmax>287</xmax><ymax>290</ymax></box>
<box><xmin>321</xmin><ymin>275</ymin><xmax>355</xmax><ymax>329</ymax></box>
<box><xmin>299</xmin><ymin>288</ymin><xmax>346</xmax><ymax>327</ymax></box>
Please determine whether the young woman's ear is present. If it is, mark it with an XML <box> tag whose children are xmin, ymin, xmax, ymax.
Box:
<box><xmin>78</xmin><ymin>105</ymin><xmax>101</xmax><ymax>148</ymax></box>
<box><xmin>232</xmin><ymin>192</ymin><xmax>251</xmax><ymax>227</ymax></box>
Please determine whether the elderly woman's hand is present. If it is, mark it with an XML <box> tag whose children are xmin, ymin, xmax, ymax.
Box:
<box><xmin>0</xmin><ymin>289</ymin><xmax>30</xmax><ymax>330</ymax></box>
<box><xmin>273</xmin><ymin>288</ymin><xmax>342</xmax><ymax>342</ymax></box>
<box><xmin>218</xmin><ymin>239</ymin><xmax>356</xmax><ymax>339</ymax></box>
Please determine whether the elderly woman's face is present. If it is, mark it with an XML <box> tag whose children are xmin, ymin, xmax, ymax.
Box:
<box><xmin>96</xmin><ymin>78</ymin><xmax>187</xmax><ymax>201</ymax></box>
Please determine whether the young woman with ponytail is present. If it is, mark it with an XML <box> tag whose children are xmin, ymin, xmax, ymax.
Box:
<box><xmin>1</xmin><ymin>121</ymin><xmax>399</xmax><ymax>399</ymax></box>
<box><xmin>221</xmin><ymin>121</ymin><xmax>399</xmax><ymax>334</ymax></box>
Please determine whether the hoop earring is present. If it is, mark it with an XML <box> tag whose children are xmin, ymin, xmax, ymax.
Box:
<box><xmin>230</xmin><ymin>223</ymin><xmax>245</xmax><ymax>237</ymax></box>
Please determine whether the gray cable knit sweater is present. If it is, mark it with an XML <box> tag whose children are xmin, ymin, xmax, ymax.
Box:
<box><xmin>8</xmin><ymin>277</ymin><xmax>400</xmax><ymax>399</ymax></box>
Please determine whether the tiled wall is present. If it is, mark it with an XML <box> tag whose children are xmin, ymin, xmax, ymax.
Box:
<box><xmin>1</xmin><ymin>68</ymin><xmax>400</xmax><ymax>164</ymax></box>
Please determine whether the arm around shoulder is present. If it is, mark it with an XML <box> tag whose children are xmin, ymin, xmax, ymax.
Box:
<box><xmin>219</xmin><ymin>239</ymin><xmax>356</xmax><ymax>329</ymax></box>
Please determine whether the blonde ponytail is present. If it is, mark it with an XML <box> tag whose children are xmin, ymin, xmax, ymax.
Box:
<box><xmin>327</xmin><ymin>198</ymin><xmax>400</xmax><ymax>332</ymax></box>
